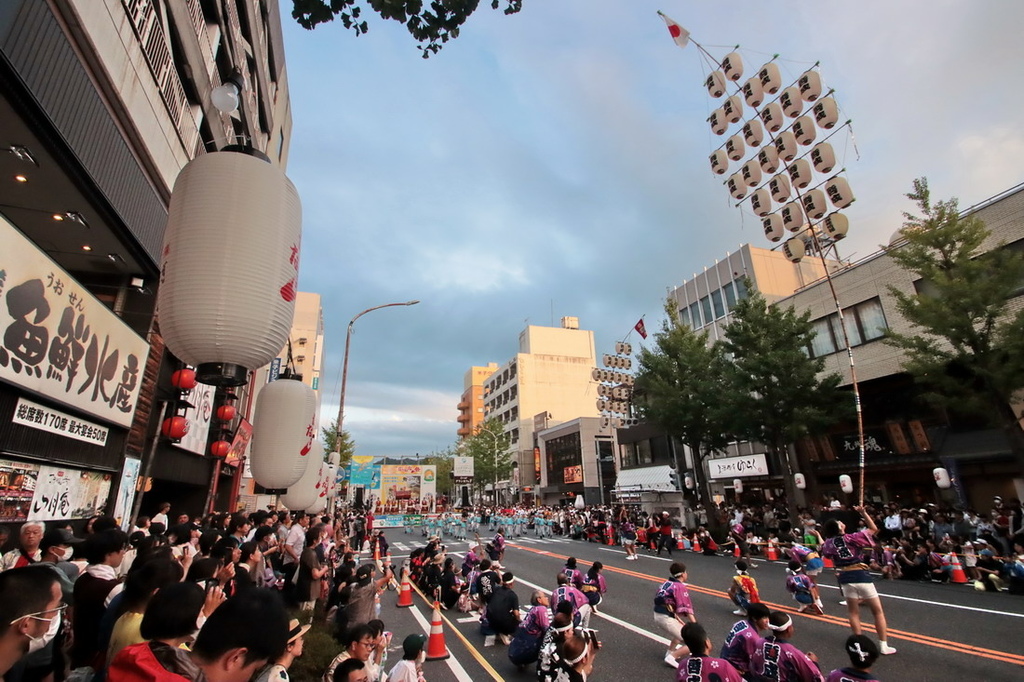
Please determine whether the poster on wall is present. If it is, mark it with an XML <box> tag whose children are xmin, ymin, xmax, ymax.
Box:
<box><xmin>112</xmin><ymin>458</ymin><xmax>141</xmax><ymax>531</ymax></box>
<box><xmin>224</xmin><ymin>419</ymin><xmax>252</xmax><ymax>467</ymax></box>
<box><xmin>28</xmin><ymin>465</ymin><xmax>113</xmax><ymax>521</ymax></box>
<box><xmin>379</xmin><ymin>465</ymin><xmax>436</xmax><ymax>513</ymax></box>
<box><xmin>174</xmin><ymin>382</ymin><xmax>214</xmax><ymax>455</ymax></box>
<box><xmin>0</xmin><ymin>460</ymin><xmax>40</xmax><ymax>522</ymax></box>
<box><xmin>349</xmin><ymin>456</ymin><xmax>378</xmax><ymax>486</ymax></box>
<box><xmin>0</xmin><ymin>217</ymin><xmax>149</xmax><ymax>427</ymax></box>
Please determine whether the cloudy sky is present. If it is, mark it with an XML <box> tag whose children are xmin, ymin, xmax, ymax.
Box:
<box><xmin>280</xmin><ymin>0</ymin><xmax>1024</xmax><ymax>458</ymax></box>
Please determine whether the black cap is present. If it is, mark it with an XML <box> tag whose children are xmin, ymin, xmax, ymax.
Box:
<box><xmin>42</xmin><ymin>528</ymin><xmax>83</xmax><ymax>548</ymax></box>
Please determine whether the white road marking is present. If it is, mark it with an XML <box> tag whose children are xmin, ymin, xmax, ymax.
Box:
<box><xmin>514</xmin><ymin>576</ymin><xmax>670</xmax><ymax>647</ymax></box>
<box><xmin>599</xmin><ymin>547</ymin><xmax>672</xmax><ymax>562</ymax></box>
<box><xmin>408</xmin><ymin>599</ymin><xmax>474</xmax><ymax>682</ymax></box>
<box><xmin>816</xmin><ymin>583</ymin><xmax>1024</xmax><ymax>618</ymax></box>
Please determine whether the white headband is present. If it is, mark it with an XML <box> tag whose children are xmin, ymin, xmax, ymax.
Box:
<box><xmin>566</xmin><ymin>642</ymin><xmax>589</xmax><ymax>665</ymax></box>
<box><xmin>768</xmin><ymin>616</ymin><xmax>793</xmax><ymax>632</ymax></box>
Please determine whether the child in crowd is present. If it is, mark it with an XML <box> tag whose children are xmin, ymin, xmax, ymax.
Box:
<box><xmin>727</xmin><ymin>560</ymin><xmax>760</xmax><ymax>616</ymax></box>
<box><xmin>786</xmin><ymin>561</ymin><xmax>823</xmax><ymax>615</ymax></box>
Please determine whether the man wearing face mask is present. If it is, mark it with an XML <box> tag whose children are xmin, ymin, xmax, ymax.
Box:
<box><xmin>0</xmin><ymin>565</ymin><xmax>63</xmax><ymax>679</ymax></box>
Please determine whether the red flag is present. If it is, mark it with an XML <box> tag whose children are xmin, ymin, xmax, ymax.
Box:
<box><xmin>658</xmin><ymin>11</ymin><xmax>690</xmax><ymax>49</ymax></box>
<box><xmin>634</xmin><ymin>318</ymin><xmax>648</xmax><ymax>339</ymax></box>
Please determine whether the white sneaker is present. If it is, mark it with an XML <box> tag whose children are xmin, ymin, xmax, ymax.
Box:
<box><xmin>839</xmin><ymin>600</ymin><xmax>847</xmax><ymax>606</ymax></box>
<box><xmin>664</xmin><ymin>653</ymin><xmax>679</xmax><ymax>668</ymax></box>
<box><xmin>879</xmin><ymin>644</ymin><xmax>897</xmax><ymax>655</ymax></box>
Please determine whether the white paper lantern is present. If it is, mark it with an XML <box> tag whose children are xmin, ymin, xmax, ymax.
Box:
<box><xmin>794</xmin><ymin>473</ymin><xmax>807</xmax><ymax>490</ymax></box>
<box><xmin>826</xmin><ymin>177</ymin><xmax>856</xmax><ymax>208</ymax></box>
<box><xmin>822</xmin><ymin>212</ymin><xmax>849</xmax><ymax>240</ymax></box>
<box><xmin>787</xmin><ymin>158</ymin><xmax>813</xmax><ymax>189</ymax></box>
<box><xmin>574</xmin><ymin>495</ymin><xmax>585</xmax><ymax>509</ymax></box>
<box><xmin>757</xmin><ymin>62</ymin><xmax>782</xmax><ymax>94</ymax></box>
<box><xmin>705</xmin><ymin>70</ymin><xmax>727</xmax><ymax>98</ymax></box>
<box><xmin>726</xmin><ymin>134</ymin><xmax>745</xmax><ymax>161</ymax></box>
<box><xmin>759</xmin><ymin>102</ymin><xmax>784</xmax><ymax>133</ymax></box>
<box><xmin>158</xmin><ymin>151</ymin><xmax>301</xmax><ymax>387</ymax></box>
<box><xmin>780</xmin><ymin>86</ymin><xmax>803</xmax><ymax>118</ymax></box>
<box><xmin>933</xmin><ymin>467</ymin><xmax>951</xmax><ymax>489</ymax></box>
<box><xmin>762</xmin><ymin>213</ymin><xmax>785</xmax><ymax>242</ymax></box>
<box><xmin>774</xmin><ymin>131</ymin><xmax>798</xmax><ymax>162</ymax></box>
<box><xmin>810</xmin><ymin>142</ymin><xmax>836</xmax><ymax>173</ymax></box>
<box><xmin>710</xmin><ymin>149</ymin><xmax>729</xmax><ymax>175</ymax></box>
<box><xmin>792</xmin><ymin>115</ymin><xmax>817</xmax><ymax>145</ymax></box>
<box><xmin>801</xmin><ymin>188</ymin><xmax>829</xmax><ymax>219</ymax></box>
<box><xmin>733</xmin><ymin>478</ymin><xmax>744</xmax><ymax>494</ymax></box>
<box><xmin>280</xmin><ymin>440</ymin><xmax>324</xmax><ymax>511</ymax></box>
<box><xmin>758</xmin><ymin>146</ymin><xmax>781</xmax><ymax>174</ymax></box>
<box><xmin>783</xmin><ymin>237</ymin><xmax>806</xmax><ymax>263</ymax></box>
<box><xmin>250</xmin><ymin>377</ymin><xmax>317</xmax><ymax>489</ymax></box>
<box><xmin>722</xmin><ymin>52</ymin><xmax>744</xmax><ymax>81</ymax></box>
<box><xmin>741</xmin><ymin>158</ymin><xmax>762</xmax><ymax>187</ymax></box>
<box><xmin>769</xmin><ymin>174</ymin><xmax>792</xmax><ymax>203</ymax></box>
<box><xmin>839</xmin><ymin>474</ymin><xmax>854</xmax><ymax>494</ymax></box>
<box><xmin>749</xmin><ymin>188</ymin><xmax>772</xmax><ymax>217</ymax></box>
<box><xmin>727</xmin><ymin>173</ymin><xmax>748</xmax><ymax>200</ymax></box>
<box><xmin>813</xmin><ymin>97</ymin><xmax>840</xmax><ymax>129</ymax></box>
<box><xmin>781</xmin><ymin>200</ymin><xmax>805</xmax><ymax>232</ymax></box>
<box><xmin>797</xmin><ymin>70</ymin><xmax>823</xmax><ymax>102</ymax></box>
<box><xmin>742</xmin><ymin>119</ymin><xmax>765</xmax><ymax>147</ymax></box>
<box><xmin>742</xmin><ymin>76</ymin><xmax>764</xmax><ymax>108</ymax></box>
<box><xmin>723</xmin><ymin>95</ymin><xmax>743</xmax><ymax>123</ymax></box>
<box><xmin>710</xmin><ymin>109</ymin><xmax>729</xmax><ymax>136</ymax></box>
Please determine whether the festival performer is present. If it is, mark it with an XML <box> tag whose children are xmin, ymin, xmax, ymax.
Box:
<box><xmin>719</xmin><ymin>602</ymin><xmax>770</xmax><ymax>677</ymax></box>
<box><xmin>653</xmin><ymin>562</ymin><xmax>696</xmax><ymax>669</ymax></box>
<box><xmin>786</xmin><ymin>561</ymin><xmax>823</xmax><ymax>615</ymax></box>
<box><xmin>727</xmin><ymin>560</ymin><xmax>761</xmax><ymax>616</ymax></box>
<box><xmin>820</xmin><ymin>506</ymin><xmax>897</xmax><ymax>655</ymax></box>
<box><xmin>677</xmin><ymin>622</ymin><xmax>743</xmax><ymax>682</ymax></box>
<box><xmin>748</xmin><ymin>611</ymin><xmax>824</xmax><ymax>682</ymax></box>
<box><xmin>788</xmin><ymin>531</ymin><xmax>826</xmax><ymax>613</ymax></box>
<box><xmin>825</xmin><ymin>635</ymin><xmax>882</xmax><ymax>682</ymax></box>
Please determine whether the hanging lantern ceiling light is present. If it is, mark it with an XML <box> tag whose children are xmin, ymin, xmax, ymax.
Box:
<box><xmin>157</xmin><ymin>151</ymin><xmax>302</xmax><ymax>387</ymax></box>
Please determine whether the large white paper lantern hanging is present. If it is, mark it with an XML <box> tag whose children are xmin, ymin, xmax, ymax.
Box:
<box><xmin>797</xmin><ymin>70</ymin><xmax>823</xmax><ymax>102</ymax></box>
<box><xmin>813</xmin><ymin>97</ymin><xmax>840</xmax><ymax>129</ymax></box>
<box><xmin>783</xmin><ymin>237</ymin><xmax>806</xmax><ymax>263</ymax></box>
<box><xmin>742</xmin><ymin>119</ymin><xmax>765</xmax><ymax>147</ymax></box>
<box><xmin>826</xmin><ymin>177</ymin><xmax>856</xmax><ymax>208</ymax></box>
<box><xmin>774</xmin><ymin>131</ymin><xmax>798</xmax><ymax>162</ymax></box>
<box><xmin>781</xmin><ymin>200</ymin><xmax>805</xmax><ymax>232</ymax></box>
<box><xmin>839</xmin><ymin>474</ymin><xmax>854</xmax><ymax>494</ymax></box>
<box><xmin>726</xmin><ymin>134</ymin><xmax>746</xmax><ymax>161</ymax></box>
<box><xmin>710</xmin><ymin>109</ymin><xmax>729</xmax><ymax>136</ymax></box>
<box><xmin>757</xmin><ymin>62</ymin><xmax>782</xmax><ymax>94</ymax></box>
<box><xmin>758</xmin><ymin>146</ymin><xmax>781</xmax><ymax>174</ymax></box>
<box><xmin>759</xmin><ymin>102</ymin><xmax>784</xmax><ymax>133</ymax></box>
<box><xmin>705</xmin><ymin>71</ymin><xmax>727</xmax><ymax>98</ymax></box>
<box><xmin>822</xmin><ymin>212</ymin><xmax>849</xmax><ymax>240</ymax></box>
<box><xmin>763</xmin><ymin>213</ymin><xmax>785</xmax><ymax>242</ymax></box>
<box><xmin>727</xmin><ymin>173</ymin><xmax>748</xmax><ymax>200</ymax></box>
<box><xmin>280</xmin><ymin>441</ymin><xmax>324</xmax><ymax>511</ymax></box>
<box><xmin>723</xmin><ymin>95</ymin><xmax>743</xmax><ymax>123</ymax></box>
<box><xmin>769</xmin><ymin>174</ymin><xmax>792</xmax><ymax>203</ymax></box>
<box><xmin>733</xmin><ymin>478</ymin><xmax>744</xmax><ymax>494</ymax></box>
<box><xmin>933</xmin><ymin>467</ymin><xmax>952</xmax><ymax>489</ymax></box>
<box><xmin>710</xmin><ymin>149</ymin><xmax>729</xmax><ymax>175</ymax></box>
<box><xmin>810</xmin><ymin>142</ymin><xmax>836</xmax><ymax>173</ymax></box>
<box><xmin>741</xmin><ymin>158</ymin><xmax>762</xmax><ymax>187</ymax></box>
<box><xmin>780</xmin><ymin>86</ymin><xmax>803</xmax><ymax>118</ymax></box>
<box><xmin>250</xmin><ymin>377</ymin><xmax>317</xmax><ymax>489</ymax></box>
<box><xmin>158</xmin><ymin>151</ymin><xmax>301</xmax><ymax>387</ymax></box>
<box><xmin>722</xmin><ymin>52</ymin><xmax>744</xmax><ymax>81</ymax></box>
<box><xmin>742</xmin><ymin>76</ymin><xmax>764</xmax><ymax>107</ymax></box>
<box><xmin>792</xmin><ymin>115</ymin><xmax>817</xmax><ymax>145</ymax></box>
<box><xmin>787</xmin><ymin>158</ymin><xmax>813</xmax><ymax>189</ymax></box>
<box><xmin>801</xmin><ymin>188</ymin><xmax>829</xmax><ymax>219</ymax></box>
<box><xmin>749</xmin><ymin>188</ymin><xmax>772</xmax><ymax>217</ymax></box>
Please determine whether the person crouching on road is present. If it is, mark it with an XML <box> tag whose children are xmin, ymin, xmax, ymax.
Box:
<box><xmin>728</xmin><ymin>560</ymin><xmax>761</xmax><ymax>617</ymax></box>
<box><xmin>678</xmin><ymin>622</ymin><xmax>743</xmax><ymax>682</ymax></box>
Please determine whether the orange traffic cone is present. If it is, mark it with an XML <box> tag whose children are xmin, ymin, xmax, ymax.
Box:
<box><xmin>733</xmin><ymin>544</ymin><xmax>741</xmax><ymax>558</ymax></box>
<box><xmin>396</xmin><ymin>568</ymin><xmax>414</xmax><ymax>608</ymax></box>
<box><xmin>823</xmin><ymin>555</ymin><xmax>834</xmax><ymax>568</ymax></box>
<box><xmin>425</xmin><ymin>600</ymin><xmax>450</xmax><ymax>660</ymax></box>
<box><xmin>692</xmin><ymin>539</ymin><xmax>701</xmax><ymax>553</ymax></box>
<box><xmin>949</xmin><ymin>553</ymin><xmax>968</xmax><ymax>584</ymax></box>
<box><xmin>766</xmin><ymin>542</ymin><xmax>778</xmax><ymax>561</ymax></box>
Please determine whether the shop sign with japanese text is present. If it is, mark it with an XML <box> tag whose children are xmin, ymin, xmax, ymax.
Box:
<box><xmin>707</xmin><ymin>454</ymin><xmax>769</xmax><ymax>479</ymax></box>
<box><xmin>13</xmin><ymin>397</ymin><xmax>109</xmax><ymax>446</ymax></box>
<box><xmin>0</xmin><ymin>218</ymin><xmax>148</xmax><ymax>427</ymax></box>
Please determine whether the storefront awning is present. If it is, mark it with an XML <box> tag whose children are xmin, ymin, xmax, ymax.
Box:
<box><xmin>614</xmin><ymin>465</ymin><xmax>675</xmax><ymax>492</ymax></box>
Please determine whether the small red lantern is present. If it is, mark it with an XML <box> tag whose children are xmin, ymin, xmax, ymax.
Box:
<box><xmin>171</xmin><ymin>368</ymin><xmax>197</xmax><ymax>391</ymax></box>
<box><xmin>210</xmin><ymin>440</ymin><xmax>232</xmax><ymax>458</ymax></box>
<box><xmin>216</xmin><ymin>404</ymin><xmax>237</xmax><ymax>422</ymax></box>
<box><xmin>161</xmin><ymin>416</ymin><xmax>189</xmax><ymax>440</ymax></box>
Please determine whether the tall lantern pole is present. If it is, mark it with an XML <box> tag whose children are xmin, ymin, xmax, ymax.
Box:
<box><xmin>334</xmin><ymin>301</ymin><xmax>420</xmax><ymax>458</ymax></box>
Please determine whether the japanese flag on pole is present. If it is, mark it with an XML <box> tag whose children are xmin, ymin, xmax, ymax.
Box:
<box><xmin>634</xmin><ymin>318</ymin><xmax>648</xmax><ymax>339</ymax></box>
<box><xmin>658</xmin><ymin>11</ymin><xmax>690</xmax><ymax>49</ymax></box>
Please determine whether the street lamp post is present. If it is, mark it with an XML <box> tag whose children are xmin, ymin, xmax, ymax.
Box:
<box><xmin>334</xmin><ymin>300</ymin><xmax>419</xmax><ymax>462</ymax></box>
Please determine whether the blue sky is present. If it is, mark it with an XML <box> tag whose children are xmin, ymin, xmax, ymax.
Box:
<box><xmin>281</xmin><ymin>1</ymin><xmax>1024</xmax><ymax>457</ymax></box>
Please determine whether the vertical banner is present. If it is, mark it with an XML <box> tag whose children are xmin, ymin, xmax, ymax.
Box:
<box><xmin>174</xmin><ymin>382</ymin><xmax>214</xmax><ymax>455</ymax></box>
<box><xmin>113</xmin><ymin>458</ymin><xmax>142</xmax><ymax>530</ymax></box>
<box><xmin>225</xmin><ymin>418</ymin><xmax>252</xmax><ymax>467</ymax></box>
<box><xmin>350</xmin><ymin>455</ymin><xmax>377</xmax><ymax>486</ymax></box>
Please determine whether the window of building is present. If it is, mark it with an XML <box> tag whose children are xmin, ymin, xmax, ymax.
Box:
<box><xmin>546</xmin><ymin>432</ymin><xmax>582</xmax><ymax>478</ymax></box>
<box><xmin>700</xmin><ymin>296</ymin><xmax>713</xmax><ymax>327</ymax></box>
<box><xmin>734</xmin><ymin>278</ymin><xmax>748</xmax><ymax>300</ymax></box>
<box><xmin>620</xmin><ymin>443</ymin><xmax>638</xmax><ymax>469</ymax></box>
<box><xmin>679</xmin><ymin>307</ymin><xmax>691</xmax><ymax>328</ymax></box>
<box><xmin>636</xmin><ymin>439</ymin><xmax>654</xmax><ymax>466</ymax></box>
<box><xmin>723</xmin><ymin>281</ymin><xmax>736</xmax><ymax>309</ymax></box>
<box><xmin>711</xmin><ymin>289</ymin><xmax>726</xmax><ymax>318</ymax></box>
<box><xmin>689</xmin><ymin>301</ymin><xmax>702</xmax><ymax>329</ymax></box>
<box><xmin>807</xmin><ymin>297</ymin><xmax>889</xmax><ymax>358</ymax></box>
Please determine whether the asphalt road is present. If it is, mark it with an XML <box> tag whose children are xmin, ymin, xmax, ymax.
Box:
<box><xmin>363</xmin><ymin>529</ymin><xmax>1024</xmax><ymax>682</ymax></box>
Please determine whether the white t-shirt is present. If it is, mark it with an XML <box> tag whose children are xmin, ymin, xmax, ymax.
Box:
<box><xmin>283</xmin><ymin>524</ymin><xmax>305</xmax><ymax>565</ymax></box>
<box><xmin>387</xmin><ymin>659</ymin><xmax>421</xmax><ymax>682</ymax></box>
<box><xmin>152</xmin><ymin>512</ymin><xmax>169</xmax><ymax>528</ymax></box>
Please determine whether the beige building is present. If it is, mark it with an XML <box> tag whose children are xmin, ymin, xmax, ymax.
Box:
<box><xmin>458</xmin><ymin>363</ymin><xmax>498</xmax><ymax>440</ymax></box>
<box><xmin>480</xmin><ymin>318</ymin><xmax>600</xmax><ymax>501</ymax></box>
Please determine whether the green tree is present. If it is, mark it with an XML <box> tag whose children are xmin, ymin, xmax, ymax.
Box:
<box><xmin>321</xmin><ymin>419</ymin><xmax>355</xmax><ymax>467</ymax></box>
<box><xmin>886</xmin><ymin>178</ymin><xmax>1024</xmax><ymax>467</ymax></box>
<box><xmin>722</xmin><ymin>283</ymin><xmax>851</xmax><ymax>515</ymax></box>
<box><xmin>634</xmin><ymin>298</ymin><xmax>732</xmax><ymax>511</ymax></box>
<box><xmin>462</xmin><ymin>418</ymin><xmax>513</xmax><ymax>500</ymax></box>
<box><xmin>291</xmin><ymin>0</ymin><xmax>524</xmax><ymax>57</ymax></box>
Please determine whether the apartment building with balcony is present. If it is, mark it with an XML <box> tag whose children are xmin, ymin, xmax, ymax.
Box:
<box><xmin>457</xmin><ymin>363</ymin><xmax>497</xmax><ymax>440</ymax></box>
